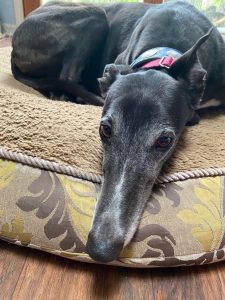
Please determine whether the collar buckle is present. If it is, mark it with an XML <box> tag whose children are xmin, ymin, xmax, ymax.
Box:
<box><xmin>159</xmin><ymin>56</ymin><xmax>175</xmax><ymax>69</ymax></box>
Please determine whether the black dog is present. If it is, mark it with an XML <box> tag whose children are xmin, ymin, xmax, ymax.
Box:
<box><xmin>11</xmin><ymin>1</ymin><xmax>225</xmax><ymax>263</ymax></box>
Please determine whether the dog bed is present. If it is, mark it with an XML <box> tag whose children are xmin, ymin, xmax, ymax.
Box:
<box><xmin>0</xmin><ymin>47</ymin><xmax>225</xmax><ymax>268</ymax></box>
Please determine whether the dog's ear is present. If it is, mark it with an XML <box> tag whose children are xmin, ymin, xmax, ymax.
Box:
<box><xmin>169</xmin><ymin>28</ymin><xmax>213</xmax><ymax>108</ymax></box>
<box><xmin>98</xmin><ymin>64</ymin><xmax>133</xmax><ymax>98</ymax></box>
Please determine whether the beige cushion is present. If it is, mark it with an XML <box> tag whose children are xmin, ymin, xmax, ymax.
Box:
<box><xmin>0</xmin><ymin>47</ymin><xmax>225</xmax><ymax>267</ymax></box>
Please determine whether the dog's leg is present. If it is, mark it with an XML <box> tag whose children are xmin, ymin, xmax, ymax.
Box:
<box><xmin>59</xmin><ymin>47</ymin><xmax>81</xmax><ymax>83</ymax></box>
<box><xmin>59</xmin><ymin>46</ymin><xmax>105</xmax><ymax>106</ymax></box>
<box><xmin>57</xmin><ymin>13</ymin><xmax>109</xmax><ymax>105</ymax></box>
<box><xmin>61</xmin><ymin>81</ymin><xmax>104</xmax><ymax>106</ymax></box>
<box><xmin>11</xmin><ymin>62</ymin><xmax>57</xmax><ymax>91</ymax></box>
<box><xmin>12</xmin><ymin>62</ymin><xmax>104</xmax><ymax>105</ymax></box>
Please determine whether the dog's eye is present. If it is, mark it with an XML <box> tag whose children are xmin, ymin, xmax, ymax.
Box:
<box><xmin>156</xmin><ymin>136</ymin><xmax>173</xmax><ymax>149</ymax></box>
<box><xmin>99</xmin><ymin>124</ymin><xmax>112</xmax><ymax>139</ymax></box>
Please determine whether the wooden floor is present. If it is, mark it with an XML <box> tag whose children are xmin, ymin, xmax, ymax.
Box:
<box><xmin>0</xmin><ymin>240</ymin><xmax>224</xmax><ymax>300</ymax></box>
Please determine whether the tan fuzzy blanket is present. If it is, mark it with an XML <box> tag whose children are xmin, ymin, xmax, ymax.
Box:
<box><xmin>0</xmin><ymin>47</ymin><xmax>225</xmax><ymax>176</ymax></box>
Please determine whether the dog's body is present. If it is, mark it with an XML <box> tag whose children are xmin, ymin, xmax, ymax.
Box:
<box><xmin>12</xmin><ymin>1</ymin><xmax>225</xmax><ymax>263</ymax></box>
<box><xmin>12</xmin><ymin>2</ymin><xmax>225</xmax><ymax>104</ymax></box>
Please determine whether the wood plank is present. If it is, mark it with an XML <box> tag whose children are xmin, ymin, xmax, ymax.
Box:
<box><xmin>1</xmin><ymin>240</ymin><xmax>225</xmax><ymax>300</ymax></box>
<box><xmin>0</xmin><ymin>241</ymin><xmax>28</xmax><ymax>299</ymax></box>
<box><xmin>23</xmin><ymin>0</ymin><xmax>40</xmax><ymax>17</ymax></box>
<box><xmin>101</xmin><ymin>267</ymin><xmax>154</xmax><ymax>300</ymax></box>
<box><xmin>195</xmin><ymin>264</ymin><xmax>224</xmax><ymax>300</ymax></box>
<box><xmin>11</xmin><ymin>249</ymin><xmax>106</xmax><ymax>300</ymax></box>
<box><xmin>151</xmin><ymin>264</ymin><xmax>225</xmax><ymax>300</ymax></box>
<box><xmin>144</xmin><ymin>0</ymin><xmax>163</xmax><ymax>3</ymax></box>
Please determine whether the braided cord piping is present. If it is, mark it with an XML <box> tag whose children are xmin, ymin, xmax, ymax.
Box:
<box><xmin>0</xmin><ymin>147</ymin><xmax>102</xmax><ymax>184</ymax></box>
<box><xmin>0</xmin><ymin>146</ymin><xmax>224</xmax><ymax>184</ymax></box>
<box><xmin>157</xmin><ymin>168</ymin><xmax>225</xmax><ymax>184</ymax></box>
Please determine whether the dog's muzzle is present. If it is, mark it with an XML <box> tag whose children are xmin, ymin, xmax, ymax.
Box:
<box><xmin>86</xmin><ymin>231</ymin><xmax>124</xmax><ymax>263</ymax></box>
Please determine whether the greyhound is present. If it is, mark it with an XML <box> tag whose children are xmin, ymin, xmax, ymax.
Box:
<box><xmin>11</xmin><ymin>1</ymin><xmax>225</xmax><ymax>263</ymax></box>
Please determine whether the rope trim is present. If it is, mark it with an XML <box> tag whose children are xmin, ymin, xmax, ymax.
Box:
<box><xmin>157</xmin><ymin>167</ymin><xmax>225</xmax><ymax>184</ymax></box>
<box><xmin>0</xmin><ymin>146</ymin><xmax>225</xmax><ymax>184</ymax></box>
<box><xmin>0</xmin><ymin>147</ymin><xmax>102</xmax><ymax>184</ymax></box>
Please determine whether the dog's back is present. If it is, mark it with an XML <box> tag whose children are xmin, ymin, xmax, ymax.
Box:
<box><xmin>11</xmin><ymin>2</ymin><xmax>109</xmax><ymax>104</ymax></box>
<box><xmin>12</xmin><ymin>1</ymin><xmax>225</xmax><ymax>101</ymax></box>
<box><xmin>105</xmin><ymin>2</ymin><xmax>225</xmax><ymax>79</ymax></box>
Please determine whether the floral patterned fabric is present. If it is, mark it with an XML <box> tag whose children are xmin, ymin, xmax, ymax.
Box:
<box><xmin>0</xmin><ymin>158</ymin><xmax>225</xmax><ymax>268</ymax></box>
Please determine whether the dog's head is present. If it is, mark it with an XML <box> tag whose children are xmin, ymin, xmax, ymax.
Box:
<box><xmin>86</xmin><ymin>31</ymin><xmax>211</xmax><ymax>263</ymax></box>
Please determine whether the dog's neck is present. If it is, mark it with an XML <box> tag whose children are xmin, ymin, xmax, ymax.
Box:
<box><xmin>130</xmin><ymin>47</ymin><xmax>182</xmax><ymax>70</ymax></box>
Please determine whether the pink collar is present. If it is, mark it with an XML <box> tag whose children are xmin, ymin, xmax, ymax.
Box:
<box><xmin>141</xmin><ymin>56</ymin><xmax>176</xmax><ymax>69</ymax></box>
<box><xmin>130</xmin><ymin>47</ymin><xmax>182</xmax><ymax>70</ymax></box>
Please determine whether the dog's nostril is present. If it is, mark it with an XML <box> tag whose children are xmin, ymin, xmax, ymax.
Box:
<box><xmin>86</xmin><ymin>232</ymin><xmax>124</xmax><ymax>263</ymax></box>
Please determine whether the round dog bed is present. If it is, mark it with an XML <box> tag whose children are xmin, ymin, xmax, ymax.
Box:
<box><xmin>0</xmin><ymin>47</ymin><xmax>225</xmax><ymax>268</ymax></box>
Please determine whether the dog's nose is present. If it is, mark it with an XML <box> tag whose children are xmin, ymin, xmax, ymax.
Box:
<box><xmin>86</xmin><ymin>231</ymin><xmax>124</xmax><ymax>263</ymax></box>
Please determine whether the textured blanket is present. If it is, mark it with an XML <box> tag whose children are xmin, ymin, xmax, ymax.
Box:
<box><xmin>0</xmin><ymin>47</ymin><xmax>225</xmax><ymax>177</ymax></box>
